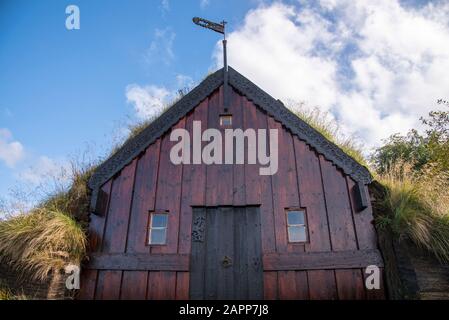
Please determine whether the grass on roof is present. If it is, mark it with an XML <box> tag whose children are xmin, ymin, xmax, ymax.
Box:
<box><xmin>288</xmin><ymin>102</ymin><xmax>368</xmax><ymax>167</ymax></box>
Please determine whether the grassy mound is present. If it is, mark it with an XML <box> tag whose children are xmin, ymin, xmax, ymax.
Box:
<box><xmin>0</xmin><ymin>164</ymin><xmax>93</xmax><ymax>280</ymax></box>
<box><xmin>0</xmin><ymin>208</ymin><xmax>87</xmax><ymax>280</ymax></box>
<box><xmin>375</xmin><ymin>162</ymin><xmax>449</xmax><ymax>264</ymax></box>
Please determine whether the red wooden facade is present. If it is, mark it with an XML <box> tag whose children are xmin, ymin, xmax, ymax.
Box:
<box><xmin>79</xmin><ymin>69</ymin><xmax>384</xmax><ymax>300</ymax></box>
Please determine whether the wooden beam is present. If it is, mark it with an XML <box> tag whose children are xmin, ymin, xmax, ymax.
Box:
<box><xmin>86</xmin><ymin>253</ymin><xmax>190</xmax><ymax>271</ymax></box>
<box><xmin>263</xmin><ymin>249</ymin><xmax>384</xmax><ymax>271</ymax></box>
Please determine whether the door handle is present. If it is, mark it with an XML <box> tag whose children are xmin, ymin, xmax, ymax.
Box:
<box><xmin>222</xmin><ymin>255</ymin><xmax>232</xmax><ymax>268</ymax></box>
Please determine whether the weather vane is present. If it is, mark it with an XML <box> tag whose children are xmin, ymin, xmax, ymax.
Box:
<box><xmin>193</xmin><ymin>17</ymin><xmax>229</xmax><ymax>108</ymax></box>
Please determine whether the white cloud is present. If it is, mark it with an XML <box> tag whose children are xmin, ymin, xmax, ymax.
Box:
<box><xmin>214</xmin><ymin>1</ymin><xmax>449</xmax><ymax>147</ymax></box>
<box><xmin>18</xmin><ymin>156</ymin><xmax>71</xmax><ymax>187</ymax></box>
<box><xmin>146</xmin><ymin>28</ymin><xmax>176</xmax><ymax>65</ymax></box>
<box><xmin>200</xmin><ymin>0</ymin><xmax>210</xmax><ymax>10</ymax></box>
<box><xmin>126</xmin><ymin>84</ymin><xmax>171</xmax><ymax>120</ymax></box>
<box><xmin>0</xmin><ymin>128</ymin><xmax>24</xmax><ymax>167</ymax></box>
<box><xmin>161</xmin><ymin>0</ymin><xmax>170</xmax><ymax>13</ymax></box>
<box><xmin>176</xmin><ymin>74</ymin><xmax>194</xmax><ymax>88</ymax></box>
<box><xmin>126</xmin><ymin>74</ymin><xmax>196</xmax><ymax>121</ymax></box>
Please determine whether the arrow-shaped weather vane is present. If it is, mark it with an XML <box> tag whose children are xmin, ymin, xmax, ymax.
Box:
<box><xmin>192</xmin><ymin>17</ymin><xmax>226</xmax><ymax>36</ymax></box>
<box><xmin>193</xmin><ymin>16</ymin><xmax>229</xmax><ymax>109</ymax></box>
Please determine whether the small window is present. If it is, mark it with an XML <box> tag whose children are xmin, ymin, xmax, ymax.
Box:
<box><xmin>286</xmin><ymin>210</ymin><xmax>307</xmax><ymax>243</ymax></box>
<box><xmin>220</xmin><ymin>115</ymin><xmax>232</xmax><ymax>126</ymax></box>
<box><xmin>148</xmin><ymin>212</ymin><xmax>168</xmax><ymax>245</ymax></box>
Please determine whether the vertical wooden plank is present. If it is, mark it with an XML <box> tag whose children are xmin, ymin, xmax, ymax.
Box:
<box><xmin>231</xmin><ymin>89</ymin><xmax>246</xmax><ymax>206</ymax></box>
<box><xmin>308</xmin><ymin>270</ymin><xmax>338</xmax><ymax>300</ymax></box>
<box><xmin>335</xmin><ymin>269</ymin><xmax>366</xmax><ymax>300</ymax></box>
<box><xmin>97</xmin><ymin>160</ymin><xmax>136</xmax><ymax>299</ymax></box>
<box><xmin>206</xmin><ymin>87</ymin><xmax>233</xmax><ymax>206</ymax></box>
<box><xmin>175</xmin><ymin>112</ymin><xmax>195</xmax><ymax>301</ymax></box>
<box><xmin>245</xmin><ymin>206</ymin><xmax>264</xmax><ymax>299</ymax></box>
<box><xmin>268</xmin><ymin>117</ymin><xmax>300</xmax><ymax>254</ymax></box>
<box><xmin>205</xmin><ymin>91</ymin><xmax>220</xmax><ymax>207</ymax></box>
<box><xmin>121</xmin><ymin>141</ymin><xmax>161</xmax><ymax>300</ymax></box>
<box><xmin>234</xmin><ymin>206</ymin><xmax>249</xmax><ymax>299</ymax></box>
<box><xmin>263</xmin><ymin>272</ymin><xmax>278</xmax><ymax>300</ymax></box>
<box><xmin>79</xmin><ymin>180</ymin><xmax>112</xmax><ymax>300</ymax></box>
<box><xmin>244</xmin><ymin>99</ymin><xmax>276</xmax><ymax>255</ymax></box>
<box><xmin>160</xmin><ymin>272</ymin><xmax>177</xmax><ymax>299</ymax></box>
<box><xmin>152</xmin><ymin>118</ymin><xmax>185</xmax><ymax>256</ymax></box>
<box><xmin>176</xmin><ymin>272</ymin><xmax>190</xmax><ymax>300</ymax></box>
<box><xmin>320</xmin><ymin>155</ymin><xmax>359</xmax><ymax>299</ymax></box>
<box><xmin>179</xmin><ymin>112</ymin><xmax>201</xmax><ymax>254</ymax></box>
<box><xmin>243</xmin><ymin>97</ymin><xmax>261</xmax><ymax>205</ymax></box>
<box><xmin>295</xmin><ymin>271</ymin><xmax>310</xmax><ymax>299</ymax></box>
<box><xmin>120</xmin><ymin>271</ymin><xmax>148</xmax><ymax>300</ymax></box>
<box><xmin>147</xmin><ymin>271</ymin><xmax>160</xmax><ymax>300</ymax></box>
<box><xmin>320</xmin><ymin>156</ymin><xmax>357</xmax><ymax>251</ymax></box>
<box><xmin>147</xmin><ymin>271</ymin><xmax>176</xmax><ymax>300</ymax></box>
<box><xmin>217</xmin><ymin>207</ymin><xmax>234</xmax><ymax>299</ymax></box>
<box><xmin>254</xmin><ymin>103</ymin><xmax>276</xmax><ymax>253</ymax></box>
<box><xmin>204</xmin><ymin>207</ymin><xmax>219</xmax><ymax>299</ymax></box>
<box><xmin>294</xmin><ymin>141</ymin><xmax>332</xmax><ymax>252</ymax></box>
<box><xmin>77</xmin><ymin>269</ymin><xmax>98</xmax><ymax>300</ymax></box>
<box><xmin>278</xmin><ymin>271</ymin><xmax>297</xmax><ymax>300</ymax></box>
<box><xmin>126</xmin><ymin>141</ymin><xmax>160</xmax><ymax>253</ymax></box>
<box><xmin>189</xmin><ymin>100</ymin><xmax>208</xmax><ymax>207</ymax></box>
<box><xmin>294</xmin><ymin>140</ymin><xmax>336</xmax><ymax>299</ymax></box>
<box><xmin>95</xmin><ymin>270</ymin><xmax>122</xmax><ymax>300</ymax></box>
<box><xmin>102</xmin><ymin>160</ymin><xmax>137</xmax><ymax>253</ymax></box>
<box><xmin>178</xmin><ymin>101</ymin><xmax>209</xmax><ymax>299</ymax></box>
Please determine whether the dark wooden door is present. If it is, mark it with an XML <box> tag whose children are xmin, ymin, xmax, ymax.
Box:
<box><xmin>190</xmin><ymin>206</ymin><xmax>264</xmax><ymax>299</ymax></box>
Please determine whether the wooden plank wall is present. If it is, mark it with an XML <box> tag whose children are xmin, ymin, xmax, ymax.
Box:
<box><xmin>79</xmin><ymin>86</ymin><xmax>384</xmax><ymax>300</ymax></box>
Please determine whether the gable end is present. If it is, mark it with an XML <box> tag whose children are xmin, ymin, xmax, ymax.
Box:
<box><xmin>88</xmin><ymin>66</ymin><xmax>372</xmax><ymax>213</ymax></box>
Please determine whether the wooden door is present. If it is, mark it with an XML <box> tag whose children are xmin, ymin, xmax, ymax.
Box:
<box><xmin>190</xmin><ymin>206</ymin><xmax>264</xmax><ymax>299</ymax></box>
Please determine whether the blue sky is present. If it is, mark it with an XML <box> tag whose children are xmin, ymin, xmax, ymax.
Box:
<box><xmin>0</xmin><ymin>0</ymin><xmax>255</xmax><ymax>205</ymax></box>
<box><xmin>1</xmin><ymin>0</ymin><xmax>448</xmax><ymax>212</ymax></box>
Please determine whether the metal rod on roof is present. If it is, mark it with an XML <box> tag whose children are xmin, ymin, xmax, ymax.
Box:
<box><xmin>193</xmin><ymin>17</ymin><xmax>229</xmax><ymax>109</ymax></box>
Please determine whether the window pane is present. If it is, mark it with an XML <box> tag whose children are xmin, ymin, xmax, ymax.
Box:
<box><xmin>287</xmin><ymin>211</ymin><xmax>304</xmax><ymax>225</ymax></box>
<box><xmin>152</xmin><ymin>214</ymin><xmax>167</xmax><ymax>228</ymax></box>
<box><xmin>150</xmin><ymin>228</ymin><xmax>167</xmax><ymax>245</ymax></box>
<box><xmin>288</xmin><ymin>226</ymin><xmax>307</xmax><ymax>242</ymax></box>
<box><xmin>220</xmin><ymin>115</ymin><xmax>232</xmax><ymax>126</ymax></box>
